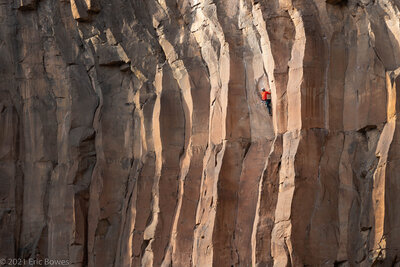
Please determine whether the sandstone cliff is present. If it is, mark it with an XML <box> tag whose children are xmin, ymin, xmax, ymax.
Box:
<box><xmin>1</xmin><ymin>0</ymin><xmax>400</xmax><ymax>266</ymax></box>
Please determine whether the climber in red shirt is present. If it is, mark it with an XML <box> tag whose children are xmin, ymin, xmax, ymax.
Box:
<box><xmin>261</xmin><ymin>88</ymin><xmax>272</xmax><ymax>116</ymax></box>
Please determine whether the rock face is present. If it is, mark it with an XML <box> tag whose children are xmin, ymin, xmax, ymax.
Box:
<box><xmin>1</xmin><ymin>0</ymin><xmax>400</xmax><ymax>266</ymax></box>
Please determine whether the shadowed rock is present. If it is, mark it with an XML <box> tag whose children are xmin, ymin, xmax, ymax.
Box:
<box><xmin>1</xmin><ymin>0</ymin><xmax>400</xmax><ymax>266</ymax></box>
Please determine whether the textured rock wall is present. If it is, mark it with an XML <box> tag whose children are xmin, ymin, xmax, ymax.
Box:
<box><xmin>1</xmin><ymin>0</ymin><xmax>400</xmax><ymax>266</ymax></box>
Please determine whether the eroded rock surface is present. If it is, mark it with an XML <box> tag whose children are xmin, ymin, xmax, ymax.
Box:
<box><xmin>1</xmin><ymin>0</ymin><xmax>400</xmax><ymax>266</ymax></box>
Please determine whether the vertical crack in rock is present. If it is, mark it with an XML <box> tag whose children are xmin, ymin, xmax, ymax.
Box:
<box><xmin>3</xmin><ymin>0</ymin><xmax>400</xmax><ymax>266</ymax></box>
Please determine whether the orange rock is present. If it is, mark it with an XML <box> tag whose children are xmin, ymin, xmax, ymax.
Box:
<box><xmin>2</xmin><ymin>0</ymin><xmax>400</xmax><ymax>266</ymax></box>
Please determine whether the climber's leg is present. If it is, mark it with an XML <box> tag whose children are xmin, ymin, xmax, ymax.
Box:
<box><xmin>266</xmin><ymin>99</ymin><xmax>272</xmax><ymax>116</ymax></box>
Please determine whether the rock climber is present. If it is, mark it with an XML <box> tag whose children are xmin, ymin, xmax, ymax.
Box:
<box><xmin>261</xmin><ymin>88</ymin><xmax>272</xmax><ymax>116</ymax></box>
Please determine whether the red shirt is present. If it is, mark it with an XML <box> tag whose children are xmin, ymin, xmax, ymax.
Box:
<box><xmin>261</xmin><ymin>90</ymin><xmax>271</xmax><ymax>100</ymax></box>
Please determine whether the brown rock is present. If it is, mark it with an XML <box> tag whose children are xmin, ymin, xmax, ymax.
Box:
<box><xmin>70</xmin><ymin>0</ymin><xmax>90</xmax><ymax>21</ymax></box>
<box><xmin>326</xmin><ymin>0</ymin><xmax>346</xmax><ymax>5</ymax></box>
<box><xmin>85</xmin><ymin>0</ymin><xmax>100</xmax><ymax>13</ymax></box>
<box><xmin>16</xmin><ymin>0</ymin><xmax>37</xmax><ymax>10</ymax></box>
<box><xmin>2</xmin><ymin>0</ymin><xmax>400</xmax><ymax>266</ymax></box>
